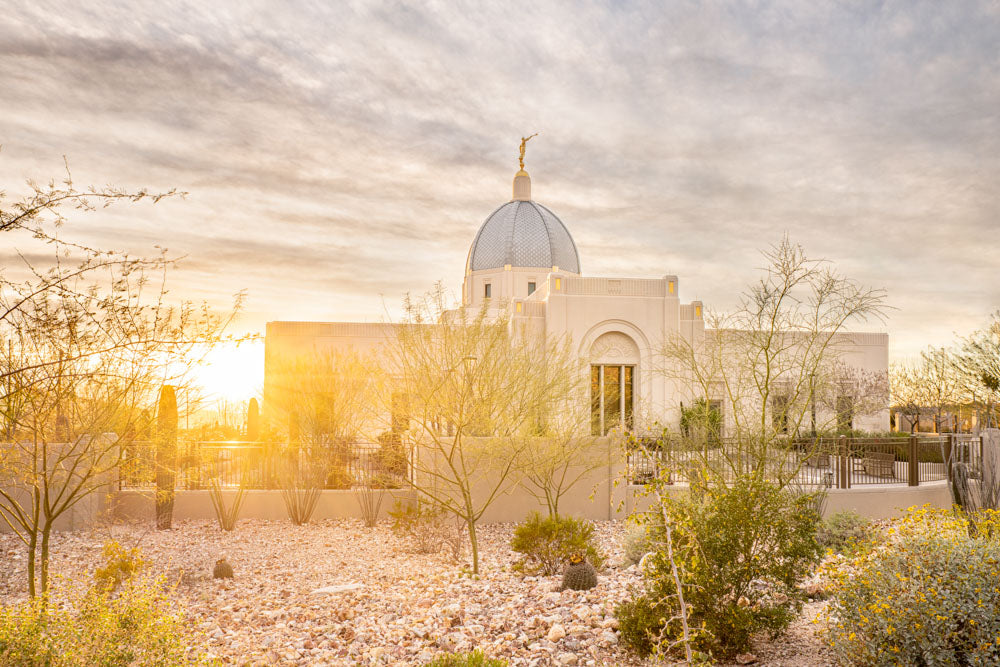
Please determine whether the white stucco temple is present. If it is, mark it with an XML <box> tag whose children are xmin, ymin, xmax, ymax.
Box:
<box><xmin>265</xmin><ymin>146</ymin><xmax>889</xmax><ymax>436</ymax></box>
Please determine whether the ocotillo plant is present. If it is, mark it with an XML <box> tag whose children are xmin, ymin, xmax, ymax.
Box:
<box><xmin>246</xmin><ymin>397</ymin><xmax>260</xmax><ymax>440</ymax></box>
<box><xmin>155</xmin><ymin>385</ymin><xmax>178</xmax><ymax>530</ymax></box>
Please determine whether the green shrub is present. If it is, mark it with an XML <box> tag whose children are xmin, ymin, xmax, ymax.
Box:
<box><xmin>617</xmin><ymin>475</ymin><xmax>822</xmax><ymax>660</ymax></box>
<box><xmin>617</xmin><ymin>593</ymin><xmax>665</xmax><ymax>658</ymax></box>
<box><xmin>826</xmin><ymin>507</ymin><xmax>1000</xmax><ymax>665</ymax></box>
<box><xmin>0</xmin><ymin>576</ymin><xmax>203</xmax><ymax>666</ymax></box>
<box><xmin>510</xmin><ymin>512</ymin><xmax>605</xmax><ymax>576</ymax></box>
<box><xmin>817</xmin><ymin>511</ymin><xmax>872</xmax><ymax>555</ymax></box>
<box><xmin>423</xmin><ymin>649</ymin><xmax>508</xmax><ymax>666</ymax></box>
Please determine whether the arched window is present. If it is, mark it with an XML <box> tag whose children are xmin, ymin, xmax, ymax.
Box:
<box><xmin>589</xmin><ymin>332</ymin><xmax>639</xmax><ymax>436</ymax></box>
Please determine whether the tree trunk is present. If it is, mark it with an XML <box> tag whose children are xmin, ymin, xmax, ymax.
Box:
<box><xmin>27</xmin><ymin>533</ymin><xmax>37</xmax><ymax>598</ymax></box>
<box><xmin>40</xmin><ymin>525</ymin><xmax>51</xmax><ymax>595</ymax></box>
<box><xmin>467</xmin><ymin>519</ymin><xmax>479</xmax><ymax>574</ymax></box>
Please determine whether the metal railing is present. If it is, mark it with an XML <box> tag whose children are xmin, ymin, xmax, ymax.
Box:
<box><xmin>626</xmin><ymin>434</ymin><xmax>983</xmax><ymax>489</ymax></box>
<box><xmin>118</xmin><ymin>439</ymin><xmax>412</xmax><ymax>491</ymax></box>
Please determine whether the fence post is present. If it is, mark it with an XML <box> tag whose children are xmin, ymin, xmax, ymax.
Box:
<box><xmin>908</xmin><ymin>435</ymin><xmax>919</xmax><ymax>486</ymax></box>
<box><xmin>943</xmin><ymin>434</ymin><xmax>954</xmax><ymax>486</ymax></box>
<box><xmin>838</xmin><ymin>435</ymin><xmax>850</xmax><ymax>489</ymax></box>
<box><xmin>980</xmin><ymin>434</ymin><xmax>985</xmax><ymax>476</ymax></box>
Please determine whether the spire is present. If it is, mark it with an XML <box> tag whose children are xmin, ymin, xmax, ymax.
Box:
<box><xmin>513</xmin><ymin>133</ymin><xmax>537</xmax><ymax>201</ymax></box>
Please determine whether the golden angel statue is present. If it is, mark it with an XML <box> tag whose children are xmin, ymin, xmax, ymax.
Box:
<box><xmin>518</xmin><ymin>133</ymin><xmax>538</xmax><ymax>170</ymax></box>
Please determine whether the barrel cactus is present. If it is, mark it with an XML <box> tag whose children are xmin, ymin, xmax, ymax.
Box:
<box><xmin>560</xmin><ymin>553</ymin><xmax>597</xmax><ymax>591</ymax></box>
<box><xmin>213</xmin><ymin>557</ymin><xmax>234</xmax><ymax>579</ymax></box>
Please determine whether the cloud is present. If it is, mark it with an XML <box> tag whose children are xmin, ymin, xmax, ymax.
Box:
<box><xmin>1</xmin><ymin>0</ymin><xmax>998</xmax><ymax>357</ymax></box>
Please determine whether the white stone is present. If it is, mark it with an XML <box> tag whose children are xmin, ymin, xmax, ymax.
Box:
<box><xmin>310</xmin><ymin>583</ymin><xmax>364</xmax><ymax>595</ymax></box>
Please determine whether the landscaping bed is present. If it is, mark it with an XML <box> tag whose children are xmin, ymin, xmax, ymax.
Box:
<box><xmin>0</xmin><ymin>519</ymin><xmax>831</xmax><ymax>665</ymax></box>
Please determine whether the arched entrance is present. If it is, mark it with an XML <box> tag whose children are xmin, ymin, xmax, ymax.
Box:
<box><xmin>589</xmin><ymin>332</ymin><xmax>639</xmax><ymax>435</ymax></box>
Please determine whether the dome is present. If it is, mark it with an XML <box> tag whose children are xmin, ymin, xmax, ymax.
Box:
<box><xmin>467</xmin><ymin>199</ymin><xmax>581</xmax><ymax>274</ymax></box>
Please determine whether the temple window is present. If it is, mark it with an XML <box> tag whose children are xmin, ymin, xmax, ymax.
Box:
<box><xmin>591</xmin><ymin>364</ymin><xmax>634</xmax><ymax>435</ymax></box>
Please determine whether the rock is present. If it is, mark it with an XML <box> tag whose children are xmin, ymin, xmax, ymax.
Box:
<box><xmin>556</xmin><ymin>652</ymin><xmax>578</xmax><ymax>666</ymax></box>
<box><xmin>547</xmin><ymin>623</ymin><xmax>566</xmax><ymax>642</ymax></box>
<box><xmin>736</xmin><ymin>653</ymin><xmax>757</xmax><ymax>665</ymax></box>
<box><xmin>310</xmin><ymin>583</ymin><xmax>364</xmax><ymax>595</ymax></box>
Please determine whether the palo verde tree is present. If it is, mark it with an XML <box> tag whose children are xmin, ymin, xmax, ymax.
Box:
<box><xmin>382</xmin><ymin>285</ymin><xmax>579</xmax><ymax>573</ymax></box>
<box><xmin>0</xmin><ymin>160</ymin><xmax>238</xmax><ymax>596</ymax></box>
<box><xmin>513</xmin><ymin>374</ymin><xmax>609</xmax><ymax>518</ymax></box>
<box><xmin>658</xmin><ymin>237</ymin><xmax>888</xmax><ymax>486</ymax></box>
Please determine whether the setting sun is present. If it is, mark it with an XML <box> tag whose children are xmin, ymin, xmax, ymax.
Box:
<box><xmin>194</xmin><ymin>341</ymin><xmax>264</xmax><ymax>404</ymax></box>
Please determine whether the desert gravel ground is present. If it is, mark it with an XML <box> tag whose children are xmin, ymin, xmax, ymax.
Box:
<box><xmin>0</xmin><ymin>519</ymin><xmax>833</xmax><ymax>665</ymax></box>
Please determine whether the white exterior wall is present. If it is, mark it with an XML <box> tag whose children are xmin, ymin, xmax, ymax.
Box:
<box><xmin>265</xmin><ymin>278</ymin><xmax>888</xmax><ymax>434</ymax></box>
<box><xmin>464</xmin><ymin>266</ymin><xmax>578</xmax><ymax>308</ymax></box>
<box><xmin>507</xmin><ymin>273</ymin><xmax>703</xmax><ymax>427</ymax></box>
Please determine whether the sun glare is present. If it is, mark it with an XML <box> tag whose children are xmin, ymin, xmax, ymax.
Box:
<box><xmin>194</xmin><ymin>341</ymin><xmax>264</xmax><ymax>404</ymax></box>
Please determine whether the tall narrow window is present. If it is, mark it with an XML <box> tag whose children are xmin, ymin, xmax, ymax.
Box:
<box><xmin>527</xmin><ymin>281</ymin><xmax>536</xmax><ymax>295</ymax></box>
<box><xmin>590</xmin><ymin>367</ymin><xmax>601</xmax><ymax>436</ymax></box>
<box><xmin>484</xmin><ymin>283</ymin><xmax>491</xmax><ymax>298</ymax></box>
<box><xmin>590</xmin><ymin>364</ymin><xmax>635</xmax><ymax>435</ymax></box>
<box><xmin>604</xmin><ymin>365</ymin><xmax>621</xmax><ymax>433</ymax></box>
<box><xmin>624</xmin><ymin>366</ymin><xmax>634</xmax><ymax>430</ymax></box>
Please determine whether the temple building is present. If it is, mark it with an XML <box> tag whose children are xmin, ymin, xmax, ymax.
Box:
<box><xmin>264</xmin><ymin>144</ymin><xmax>889</xmax><ymax>436</ymax></box>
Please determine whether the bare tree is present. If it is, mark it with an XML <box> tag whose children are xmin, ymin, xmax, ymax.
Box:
<box><xmin>890</xmin><ymin>362</ymin><xmax>930</xmax><ymax>433</ymax></box>
<box><xmin>952</xmin><ymin>312</ymin><xmax>1000</xmax><ymax>430</ymax></box>
<box><xmin>382</xmin><ymin>286</ymin><xmax>578</xmax><ymax>573</ymax></box>
<box><xmin>891</xmin><ymin>347</ymin><xmax>961</xmax><ymax>433</ymax></box>
<box><xmin>658</xmin><ymin>237</ymin><xmax>888</xmax><ymax>486</ymax></box>
<box><xmin>0</xmin><ymin>163</ymin><xmax>238</xmax><ymax>596</ymax></box>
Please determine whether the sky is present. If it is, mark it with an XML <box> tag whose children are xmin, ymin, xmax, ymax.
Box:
<box><xmin>2</xmin><ymin>1</ymin><xmax>999</xmax><ymax>399</ymax></box>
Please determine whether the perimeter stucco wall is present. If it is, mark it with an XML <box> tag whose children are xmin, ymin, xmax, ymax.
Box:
<box><xmin>112</xmin><ymin>488</ymin><xmax>417</xmax><ymax>523</ymax></box>
<box><xmin>20</xmin><ymin>475</ymin><xmax>959</xmax><ymax>533</ymax></box>
<box><xmin>0</xmin><ymin>484</ymin><xmax>116</xmax><ymax>534</ymax></box>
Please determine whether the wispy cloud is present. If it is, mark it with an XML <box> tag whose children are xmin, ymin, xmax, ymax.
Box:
<box><xmin>2</xmin><ymin>0</ymin><xmax>997</xmax><ymax>358</ymax></box>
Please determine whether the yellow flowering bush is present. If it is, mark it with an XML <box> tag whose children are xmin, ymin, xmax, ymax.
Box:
<box><xmin>0</xmin><ymin>543</ymin><xmax>206</xmax><ymax>666</ymax></box>
<box><xmin>826</xmin><ymin>506</ymin><xmax>1000</xmax><ymax>665</ymax></box>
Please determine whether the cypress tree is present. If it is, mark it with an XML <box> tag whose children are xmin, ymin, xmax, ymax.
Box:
<box><xmin>246</xmin><ymin>397</ymin><xmax>260</xmax><ymax>440</ymax></box>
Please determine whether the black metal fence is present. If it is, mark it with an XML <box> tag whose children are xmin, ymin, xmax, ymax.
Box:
<box><xmin>626</xmin><ymin>434</ymin><xmax>983</xmax><ymax>489</ymax></box>
<box><xmin>119</xmin><ymin>439</ymin><xmax>411</xmax><ymax>490</ymax></box>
